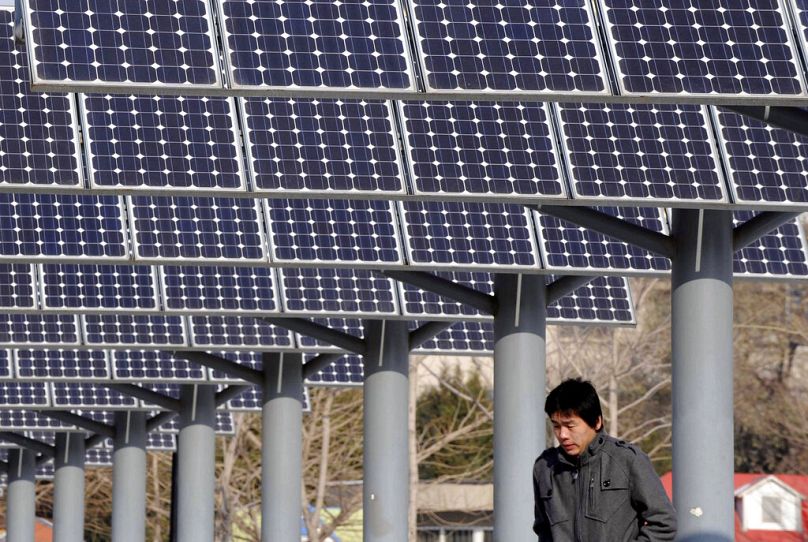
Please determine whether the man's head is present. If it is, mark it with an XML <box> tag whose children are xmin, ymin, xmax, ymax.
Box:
<box><xmin>545</xmin><ymin>378</ymin><xmax>603</xmax><ymax>457</ymax></box>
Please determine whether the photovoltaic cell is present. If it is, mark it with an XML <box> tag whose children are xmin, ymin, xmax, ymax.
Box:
<box><xmin>0</xmin><ymin>315</ymin><xmax>80</xmax><ymax>346</ymax></box>
<box><xmin>535</xmin><ymin>207</ymin><xmax>671</xmax><ymax>273</ymax></box>
<box><xmin>712</xmin><ymin>107</ymin><xmax>808</xmax><ymax>206</ymax></box>
<box><xmin>408</xmin><ymin>0</ymin><xmax>609</xmax><ymax>94</ymax></box>
<box><xmin>0</xmin><ymin>194</ymin><xmax>128</xmax><ymax>259</ymax></box>
<box><xmin>397</xmin><ymin>271</ymin><xmax>493</xmax><ymax>320</ymax></box>
<box><xmin>400</xmin><ymin>201</ymin><xmax>540</xmax><ymax>269</ymax></box>
<box><xmin>279</xmin><ymin>268</ymin><xmax>398</xmax><ymax>315</ymax></box>
<box><xmin>82</xmin><ymin>315</ymin><xmax>188</xmax><ymax>347</ymax></box>
<box><xmin>547</xmin><ymin>276</ymin><xmax>635</xmax><ymax>324</ymax></box>
<box><xmin>102</xmin><ymin>430</ymin><xmax>177</xmax><ymax>450</ymax></box>
<box><xmin>241</xmin><ymin>98</ymin><xmax>405</xmax><ymax>194</ymax></box>
<box><xmin>733</xmin><ymin>212</ymin><xmax>808</xmax><ymax>277</ymax></box>
<box><xmin>398</xmin><ymin>101</ymin><xmax>566</xmax><ymax>198</ymax></box>
<box><xmin>0</xmin><ymin>265</ymin><xmax>37</xmax><ymax>310</ymax></box>
<box><xmin>554</xmin><ymin>103</ymin><xmax>728</xmax><ymax>203</ymax></box>
<box><xmin>599</xmin><ymin>0</ymin><xmax>807</xmax><ymax>97</ymax></box>
<box><xmin>265</xmin><ymin>199</ymin><xmax>403</xmax><ymax>265</ymax></box>
<box><xmin>189</xmin><ymin>316</ymin><xmax>294</xmax><ymax>349</ymax></box>
<box><xmin>226</xmin><ymin>385</ymin><xmax>262</xmax><ymax>411</ymax></box>
<box><xmin>216</xmin><ymin>0</ymin><xmax>414</xmax><ymax>91</ymax></box>
<box><xmin>39</xmin><ymin>264</ymin><xmax>159</xmax><ymax>311</ymax></box>
<box><xmin>111</xmin><ymin>351</ymin><xmax>207</xmax><ymax>382</ymax></box>
<box><xmin>85</xmin><ymin>448</ymin><xmax>113</xmax><ymax>467</ymax></box>
<box><xmin>155</xmin><ymin>411</ymin><xmax>234</xmax><ymax>434</ymax></box>
<box><xmin>81</xmin><ymin>95</ymin><xmax>245</xmax><ymax>190</ymax></box>
<box><xmin>295</xmin><ymin>318</ymin><xmax>363</xmax><ymax>352</ymax></box>
<box><xmin>0</xmin><ymin>383</ymin><xmax>50</xmax><ymax>408</ymax></box>
<box><xmin>0</xmin><ymin>350</ymin><xmax>11</xmax><ymax>379</ymax></box>
<box><xmin>23</xmin><ymin>0</ymin><xmax>222</xmax><ymax>89</ymax></box>
<box><xmin>0</xmin><ymin>8</ymin><xmax>83</xmax><ymax>187</ymax></box>
<box><xmin>305</xmin><ymin>354</ymin><xmax>363</xmax><ymax>385</ymax></box>
<box><xmin>205</xmin><ymin>351</ymin><xmax>262</xmax><ymax>383</ymax></box>
<box><xmin>128</xmin><ymin>197</ymin><xmax>268</xmax><ymax>262</ymax></box>
<box><xmin>415</xmin><ymin>321</ymin><xmax>493</xmax><ymax>355</ymax></box>
<box><xmin>14</xmin><ymin>349</ymin><xmax>110</xmax><ymax>381</ymax></box>
<box><xmin>0</xmin><ymin>410</ymin><xmax>67</xmax><ymax>430</ymax></box>
<box><xmin>160</xmin><ymin>265</ymin><xmax>279</xmax><ymax>313</ymax></box>
<box><xmin>50</xmin><ymin>383</ymin><xmax>137</xmax><ymax>409</ymax></box>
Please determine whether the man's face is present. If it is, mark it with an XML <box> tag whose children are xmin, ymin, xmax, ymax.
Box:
<box><xmin>550</xmin><ymin>411</ymin><xmax>602</xmax><ymax>457</ymax></box>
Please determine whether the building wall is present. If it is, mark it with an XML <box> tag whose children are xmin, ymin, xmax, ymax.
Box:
<box><xmin>740</xmin><ymin>481</ymin><xmax>803</xmax><ymax>532</ymax></box>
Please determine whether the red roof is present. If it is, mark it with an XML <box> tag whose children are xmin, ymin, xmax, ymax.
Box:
<box><xmin>660</xmin><ymin>472</ymin><xmax>808</xmax><ymax>542</ymax></box>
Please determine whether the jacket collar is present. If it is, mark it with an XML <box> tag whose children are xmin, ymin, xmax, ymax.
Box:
<box><xmin>557</xmin><ymin>430</ymin><xmax>608</xmax><ymax>467</ymax></box>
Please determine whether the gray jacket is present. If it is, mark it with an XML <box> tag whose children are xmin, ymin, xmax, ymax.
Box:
<box><xmin>533</xmin><ymin>432</ymin><xmax>676</xmax><ymax>542</ymax></box>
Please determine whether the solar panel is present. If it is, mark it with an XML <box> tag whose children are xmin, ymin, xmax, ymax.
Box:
<box><xmin>407</xmin><ymin>0</ymin><xmax>609</xmax><ymax>94</ymax></box>
<box><xmin>0</xmin><ymin>8</ymin><xmax>84</xmax><ymax>187</ymax></box>
<box><xmin>189</xmin><ymin>316</ymin><xmax>294</xmax><ymax>350</ymax></box>
<box><xmin>14</xmin><ymin>349</ymin><xmax>110</xmax><ymax>381</ymax></box>
<box><xmin>204</xmin><ymin>351</ymin><xmax>262</xmax><ymax>383</ymax></box>
<box><xmin>22</xmin><ymin>0</ymin><xmax>223</xmax><ymax>90</ymax></box>
<box><xmin>599</xmin><ymin>0</ymin><xmax>807</xmax><ymax>97</ymax></box>
<box><xmin>547</xmin><ymin>276</ymin><xmax>635</xmax><ymax>324</ymax></box>
<box><xmin>397</xmin><ymin>271</ymin><xmax>492</xmax><ymax>321</ymax></box>
<box><xmin>81</xmin><ymin>94</ymin><xmax>245</xmax><ymax>191</ymax></box>
<box><xmin>0</xmin><ymin>410</ymin><xmax>67</xmax><ymax>430</ymax></box>
<box><xmin>227</xmin><ymin>385</ymin><xmax>310</xmax><ymax>412</ymax></box>
<box><xmin>85</xmin><ymin>448</ymin><xmax>113</xmax><ymax>467</ymax></box>
<box><xmin>49</xmin><ymin>383</ymin><xmax>138</xmax><ymax>410</ymax></box>
<box><xmin>733</xmin><ymin>212</ymin><xmax>808</xmax><ymax>278</ymax></box>
<box><xmin>138</xmin><ymin>383</ymin><xmax>182</xmax><ymax>409</ymax></box>
<box><xmin>0</xmin><ymin>265</ymin><xmax>37</xmax><ymax>310</ymax></box>
<box><xmin>0</xmin><ymin>194</ymin><xmax>128</xmax><ymax>260</ymax></box>
<box><xmin>39</xmin><ymin>264</ymin><xmax>159</xmax><ymax>312</ymax></box>
<box><xmin>155</xmin><ymin>411</ymin><xmax>235</xmax><ymax>434</ymax></box>
<box><xmin>305</xmin><ymin>354</ymin><xmax>363</xmax><ymax>386</ymax></box>
<box><xmin>36</xmin><ymin>462</ymin><xmax>54</xmax><ymax>479</ymax></box>
<box><xmin>128</xmin><ymin>196</ymin><xmax>269</xmax><ymax>262</ymax></box>
<box><xmin>400</xmin><ymin>201</ymin><xmax>540</xmax><ymax>269</ymax></box>
<box><xmin>712</xmin><ymin>107</ymin><xmax>808</xmax><ymax>207</ymax></box>
<box><xmin>0</xmin><ymin>349</ymin><xmax>12</xmax><ymax>379</ymax></box>
<box><xmin>295</xmin><ymin>318</ymin><xmax>364</xmax><ymax>352</ymax></box>
<box><xmin>398</xmin><ymin>101</ymin><xmax>566</xmax><ymax>199</ymax></box>
<box><xmin>535</xmin><ymin>207</ymin><xmax>671</xmax><ymax>274</ymax></box>
<box><xmin>265</xmin><ymin>199</ymin><xmax>403</xmax><ymax>266</ymax></box>
<box><xmin>241</xmin><ymin>98</ymin><xmax>405</xmax><ymax>194</ymax></box>
<box><xmin>160</xmin><ymin>265</ymin><xmax>279</xmax><ymax>313</ymax></box>
<box><xmin>104</xmin><ymin>429</ymin><xmax>177</xmax><ymax>451</ymax></box>
<box><xmin>82</xmin><ymin>315</ymin><xmax>188</xmax><ymax>347</ymax></box>
<box><xmin>215</xmin><ymin>0</ymin><xmax>415</xmax><ymax>92</ymax></box>
<box><xmin>554</xmin><ymin>103</ymin><xmax>729</xmax><ymax>203</ymax></box>
<box><xmin>278</xmin><ymin>268</ymin><xmax>398</xmax><ymax>315</ymax></box>
<box><xmin>0</xmin><ymin>382</ymin><xmax>50</xmax><ymax>408</ymax></box>
<box><xmin>414</xmin><ymin>321</ymin><xmax>493</xmax><ymax>355</ymax></box>
<box><xmin>0</xmin><ymin>315</ymin><xmax>80</xmax><ymax>346</ymax></box>
<box><xmin>111</xmin><ymin>351</ymin><xmax>207</xmax><ymax>382</ymax></box>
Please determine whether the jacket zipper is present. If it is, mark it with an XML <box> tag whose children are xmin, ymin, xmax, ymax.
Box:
<box><xmin>574</xmin><ymin>464</ymin><xmax>585</xmax><ymax>542</ymax></box>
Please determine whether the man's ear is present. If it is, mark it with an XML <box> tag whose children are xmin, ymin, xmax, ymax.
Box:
<box><xmin>595</xmin><ymin>416</ymin><xmax>603</xmax><ymax>432</ymax></box>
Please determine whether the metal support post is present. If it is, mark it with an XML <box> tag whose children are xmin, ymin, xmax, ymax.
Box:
<box><xmin>176</xmin><ymin>385</ymin><xmax>217</xmax><ymax>542</ymax></box>
<box><xmin>53</xmin><ymin>433</ymin><xmax>86</xmax><ymax>542</ymax></box>
<box><xmin>493</xmin><ymin>273</ymin><xmax>546</xmax><ymax>542</ymax></box>
<box><xmin>262</xmin><ymin>352</ymin><xmax>304</xmax><ymax>542</ymax></box>
<box><xmin>363</xmin><ymin>320</ymin><xmax>410</xmax><ymax>542</ymax></box>
<box><xmin>671</xmin><ymin>209</ymin><xmax>734</xmax><ymax>542</ymax></box>
<box><xmin>7</xmin><ymin>448</ymin><xmax>36</xmax><ymax>542</ymax></box>
<box><xmin>112</xmin><ymin>412</ymin><xmax>147</xmax><ymax>542</ymax></box>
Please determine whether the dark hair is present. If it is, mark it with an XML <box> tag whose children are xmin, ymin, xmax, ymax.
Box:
<box><xmin>544</xmin><ymin>378</ymin><xmax>602</xmax><ymax>429</ymax></box>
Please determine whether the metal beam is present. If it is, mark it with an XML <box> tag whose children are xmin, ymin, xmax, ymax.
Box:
<box><xmin>302</xmin><ymin>352</ymin><xmax>344</xmax><ymax>381</ymax></box>
<box><xmin>174</xmin><ymin>350</ymin><xmax>264</xmax><ymax>386</ymax></box>
<box><xmin>106</xmin><ymin>383</ymin><xmax>182</xmax><ymax>411</ymax></box>
<box><xmin>38</xmin><ymin>410</ymin><xmax>116</xmax><ymax>438</ymax></box>
<box><xmin>382</xmin><ymin>270</ymin><xmax>497</xmax><ymax>314</ymax></box>
<box><xmin>723</xmin><ymin>105</ymin><xmax>808</xmax><ymax>138</ymax></box>
<box><xmin>264</xmin><ymin>317</ymin><xmax>367</xmax><ymax>354</ymax></box>
<box><xmin>732</xmin><ymin>211</ymin><xmax>802</xmax><ymax>252</ymax></box>
<box><xmin>546</xmin><ymin>275</ymin><xmax>598</xmax><ymax>305</ymax></box>
<box><xmin>538</xmin><ymin>205</ymin><xmax>677</xmax><ymax>258</ymax></box>
<box><xmin>408</xmin><ymin>320</ymin><xmax>453</xmax><ymax>350</ymax></box>
<box><xmin>145</xmin><ymin>410</ymin><xmax>179</xmax><ymax>434</ymax></box>
<box><xmin>0</xmin><ymin>432</ymin><xmax>55</xmax><ymax>457</ymax></box>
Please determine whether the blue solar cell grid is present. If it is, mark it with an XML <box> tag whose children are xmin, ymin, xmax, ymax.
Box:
<box><xmin>216</xmin><ymin>0</ymin><xmax>415</xmax><ymax>91</ymax></box>
<box><xmin>241</xmin><ymin>98</ymin><xmax>406</xmax><ymax>194</ymax></box>
<box><xmin>415</xmin><ymin>321</ymin><xmax>493</xmax><ymax>355</ymax></box>
<box><xmin>712</xmin><ymin>107</ymin><xmax>808</xmax><ymax>206</ymax></box>
<box><xmin>397</xmin><ymin>271</ymin><xmax>492</xmax><ymax>321</ymax></box>
<box><xmin>22</xmin><ymin>0</ymin><xmax>223</xmax><ymax>89</ymax></box>
<box><xmin>295</xmin><ymin>318</ymin><xmax>363</xmax><ymax>352</ymax></box>
<box><xmin>0</xmin><ymin>315</ymin><xmax>80</xmax><ymax>346</ymax></box>
<box><xmin>0</xmin><ymin>350</ymin><xmax>12</xmax><ymax>379</ymax></box>
<box><xmin>206</xmin><ymin>351</ymin><xmax>262</xmax><ymax>383</ymax></box>
<box><xmin>0</xmin><ymin>410</ymin><xmax>67</xmax><ymax>430</ymax></box>
<box><xmin>279</xmin><ymin>268</ymin><xmax>398</xmax><ymax>315</ymax></box>
<box><xmin>554</xmin><ymin>103</ymin><xmax>729</xmax><ymax>203</ymax></box>
<box><xmin>547</xmin><ymin>276</ymin><xmax>635</xmax><ymax>324</ymax></box>
<box><xmin>49</xmin><ymin>383</ymin><xmax>138</xmax><ymax>410</ymax></box>
<box><xmin>102</xmin><ymin>430</ymin><xmax>177</xmax><ymax>450</ymax></box>
<box><xmin>408</xmin><ymin>0</ymin><xmax>609</xmax><ymax>94</ymax></box>
<box><xmin>0</xmin><ymin>383</ymin><xmax>50</xmax><ymax>408</ymax></box>
<box><xmin>265</xmin><ymin>199</ymin><xmax>403</xmax><ymax>265</ymax></box>
<box><xmin>111</xmin><ymin>350</ymin><xmax>207</xmax><ymax>382</ymax></box>
<box><xmin>305</xmin><ymin>354</ymin><xmax>363</xmax><ymax>386</ymax></box>
<box><xmin>226</xmin><ymin>385</ymin><xmax>262</xmax><ymax>411</ymax></box>
<box><xmin>85</xmin><ymin>448</ymin><xmax>113</xmax><ymax>467</ymax></box>
<box><xmin>81</xmin><ymin>95</ymin><xmax>246</xmax><ymax>191</ymax></box>
<box><xmin>160</xmin><ymin>265</ymin><xmax>279</xmax><ymax>313</ymax></box>
<box><xmin>14</xmin><ymin>349</ymin><xmax>110</xmax><ymax>381</ymax></box>
<box><xmin>599</xmin><ymin>0</ymin><xmax>807</xmax><ymax>97</ymax></box>
<box><xmin>398</xmin><ymin>101</ymin><xmax>567</xmax><ymax>199</ymax></box>
<box><xmin>0</xmin><ymin>265</ymin><xmax>37</xmax><ymax>310</ymax></box>
<box><xmin>39</xmin><ymin>264</ymin><xmax>159</xmax><ymax>312</ymax></box>
<box><xmin>0</xmin><ymin>194</ymin><xmax>128</xmax><ymax>260</ymax></box>
<box><xmin>189</xmin><ymin>316</ymin><xmax>294</xmax><ymax>350</ymax></box>
<box><xmin>400</xmin><ymin>201</ymin><xmax>540</xmax><ymax>269</ymax></box>
<box><xmin>535</xmin><ymin>207</ymin><xmax>671</xmax><ymax>274</ymax></box>
<box><xmin>128</xmin><ymin>197</ymin><xmax>269</xmax><ymax>262</ymax></box>
<box><xmin>733</xmin><ymin>213</ymin><xmax>808</xmax><ymax>278</ymax></box>
<box><xmin>82</xmin><ymin>315</ymin><xmax>188</xmax><ymax>347</ymax></box>
<box><xmin>0</xmin><ymin>8</ymin><xmax>84</xmax><ymax>187</ymax></box>
<box><xmin>155</xmin><ymin>411</ymin><xmax>234</xmax><ymax>434</ymax></box>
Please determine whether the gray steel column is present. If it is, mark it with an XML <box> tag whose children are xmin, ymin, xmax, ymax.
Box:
<box><xmin>53</xmin><ymin>433</ymin><xmax>86</xmax><ymax>542</ymax></box>
<box><xmin>671</xmin><ymin>209</ymin><xmax>734</xmax><ymax>542</ymax></box>
<box><xmin>7</xmin><ymin>448</ymin><xmax>36</xmax><ymax>542</ymax></box>
<box><xmin>363</xmin><ymin>320</ymin><xmax>410</xmax><ymax>542</ymax></box>
<box><xmin>112</xmin><ymin>411</ymin><xmax>147</xmax><ymax>542</ymax></box>
<box><xmin>262</xmin><ymin>352</ymin><xmax>304</xmax><ymax>542</ymax></box>
<box><xmin>177</xmin><ymin>385</ymin><xmax>217</xmax><ymax>542</ymax></box>
<box><xmin>493</xmin><ymin>274</ymin><xmax>546</xmax><ymax>542</ymax></box>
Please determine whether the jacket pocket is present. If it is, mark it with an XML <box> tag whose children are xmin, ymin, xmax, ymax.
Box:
<box><xmin>585</xmin><ymin>454</ymin><xmax>630</xmax><ymax>523</ymax></box>
<box><xmin>537</xmin><ymin>470</ymin><xmax>569</xmax><ymax>526</ymax></box>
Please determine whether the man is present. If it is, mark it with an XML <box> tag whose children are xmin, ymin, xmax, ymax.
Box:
<box><xmin>533</xmin><ymin>378</ymin><xmax>676</xmax><ymax>541</ymax></box>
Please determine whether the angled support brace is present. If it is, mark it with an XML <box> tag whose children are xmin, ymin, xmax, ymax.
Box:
<box><xmin>106</xmin><ymin>384</ymin><xmax>182</xmax><ymax>412</ymax></box>
<box><xmin>732</xmin><ymin>211</ymin><xmax>802</xmax><ymax>252</ymax></box>
<box><xmin>537</xmin><ymin>205</ymin><xmax>677</xmax><ymax>259</ymax></box>
<box><xmin>145</xmin><ymin>410</ymin><xmax>180</xmax><ymax>435</ymax></box>
<box><xmin>408</xmin><ymin>320</ymin><xmax>453</xmax><ymax>351</ymax></box>
<box><xmin>382</xmin><ymin>270</ymin><xmax>498</xmax><ymax>315</ymax></box>
<box><xmin>302</xmin><ymin>353</ymin><xmax>344</xmax><ymax>381</ymax></box>
<box><xmin>174</xmin><ymin>351</ymin><xmax>263</xmax><ymax>386</ymax></box>
<box><xmin>546</xmin><ymin>275</ymin><xmax>598</xmax><ymax>305</ymax></box>
<box><xmin>38</xmin><ymin>410</ymin><xmax>116</xmax><ymax>439</ymax></box>
<box><xmin>0</xmin><ymin>432</ymin><xmax>55</xmax><ymax>457</ymax></box>
<box><xmin>263</xmin><ymin>317</ymin><xmax>367</xmax><ymax>355</ymax></box>
<box><xmin>723</xmin><ymin>105</ymin><xmax>808</xmax><ymax>139</ymax></box>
